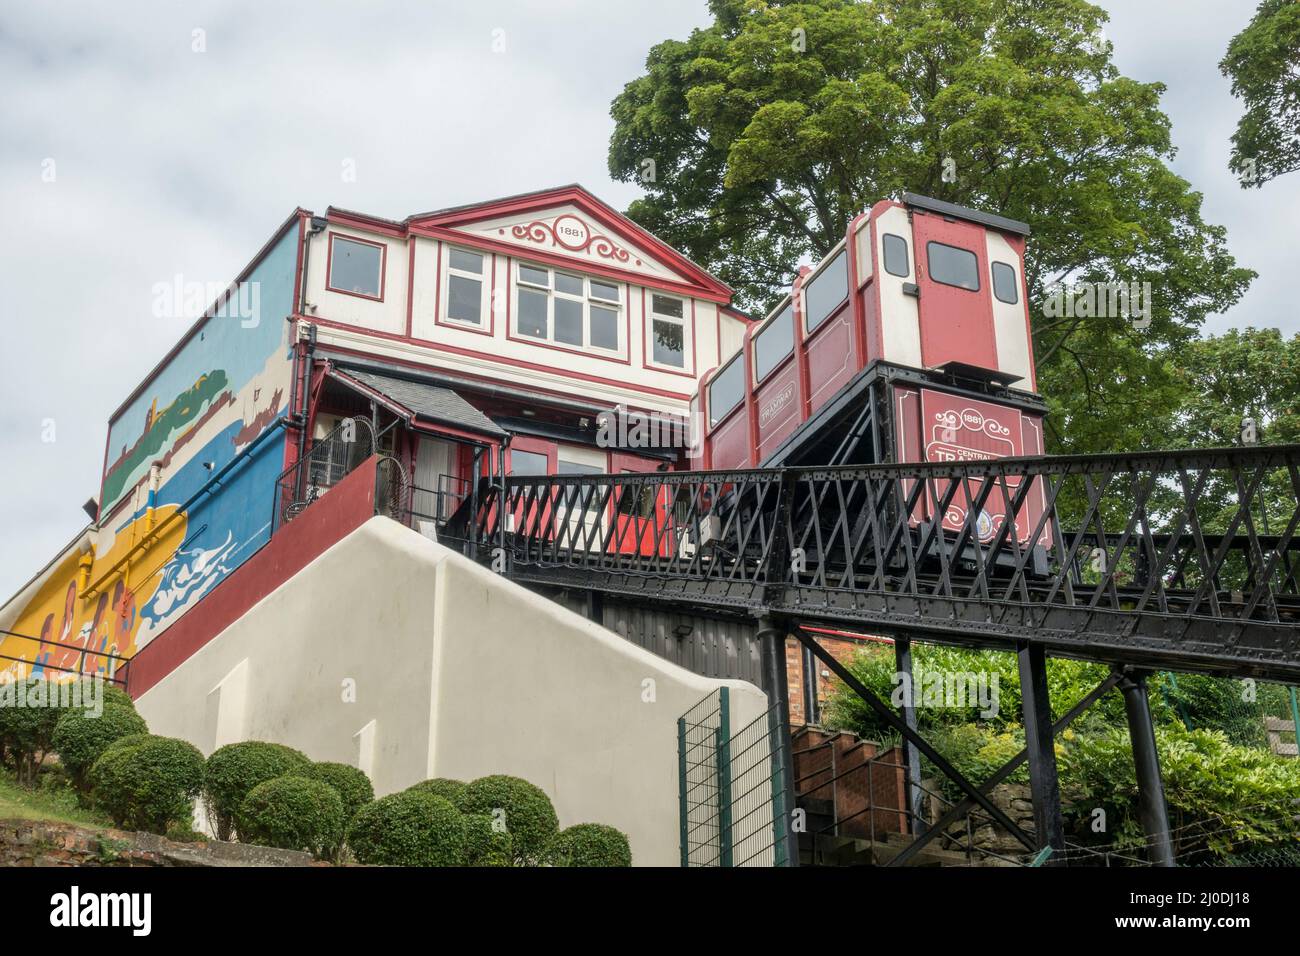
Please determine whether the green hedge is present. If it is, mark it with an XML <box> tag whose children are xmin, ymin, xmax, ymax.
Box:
<box><xmin>459</xmin><ymin>775</ymin><xmax>558</xmax><ymax>866</ymax></box>
<box><xmin>203</xmin><ymin>741</ymin><xmax>311</xmax><ymax>841</ymax></box>
<box><xmin>347</xmin><ymin>791</ymin><xmax>466</xmax><ymax>866</ymax></box>
<box><xmin>52</xmin><ymin>704</ymin><xmax>149</xmax><ymax>792</ymax></box>
<box><xmin>299</xmin><ymin>762</ymin><xmax>374</xmax><ymax>824</ymax></box>
<box><xmin>88</xmin><ymin>735</ymin><xmax>205</xmax><ymax>834</ymax></box>
<box><xmin>235</xmin><ymin>776</ymin><xmax>344</xmax><ymax>860</ymax></box>
<box><xmin>463</xmin><ymin>813</ymin><xmax>513</xmax><ymax>867</ymax></box>
<box><xmin>547</xmin><ymin>823</ymin><xmax>632</xmax><ymax>867</ymax></box>
<box><xmin>404</xmin><ymin>777</ymin><xmax>468</xmax><ymax>806</ymax></box>
<box><xmin>0</xmin><ymin>677</ymin><xmax>78</xmax><ymax>787</ymax></box>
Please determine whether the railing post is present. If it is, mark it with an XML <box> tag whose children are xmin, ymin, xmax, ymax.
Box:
<box><xmin>677</xmin><ymin>714</ymin><xmax>689</xmax><ymax>867</ymax></box>
<box><xmin>716</xmin><ymin>686</ymin><xmax>733</xmax><ymax>867</ymax></box>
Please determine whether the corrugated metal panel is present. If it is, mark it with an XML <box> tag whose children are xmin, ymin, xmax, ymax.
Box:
<box><xmin>536</xmin><ymin>587</ymin><xmax>765</xmax><ymax>689</ymax></box>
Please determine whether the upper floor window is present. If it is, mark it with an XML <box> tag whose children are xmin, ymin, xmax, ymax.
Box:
<box><xmin>803</xmin><ymin>249</ymin><xmax>848</xmax><ymax>332</ymax></box>
<box><xmin>328</xmin><ymin>234</ymin><xmax>385</xmax><ymax>300</ymax></box>
<box><xmin>515</xmin><ymin>264</ymin><xmax>621</xmax><ymax>352</ymax></box>
<box><xmin>926</xmin><ymin>241</ymin><xmax>980</xmax><ymax>291</ymax></box>
<box><xmin>446</xmin><ymin>247</ymin><xmax>488</xmax><ymax>325</ymax></box>
<box><xmin>753</xmin><ymin>302</ymin><xmax>794</xmax><ymax>382</ymax></box>
<box><xmin>991</xmin><ymin>261</ymin><xmax>1019</xmax><ymax>304</ymax></box>
<box><xmin>649</xmin><ymin>293</ymin><xmax>686</xmax><ymax>368</ymax></box>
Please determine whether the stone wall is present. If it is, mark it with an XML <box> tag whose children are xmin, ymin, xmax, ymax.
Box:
<box><xmin>0</xmin><ymin>819</ymin><xmax>320</xmax><ymax>867</ymax></box>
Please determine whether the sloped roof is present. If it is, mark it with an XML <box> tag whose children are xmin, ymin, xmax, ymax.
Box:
<box><xmin>331</xmin><ymin>367</ymin><xmax>506</xmax><ymax>438</ymax></box>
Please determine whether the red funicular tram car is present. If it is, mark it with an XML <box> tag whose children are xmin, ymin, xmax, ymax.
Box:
<box><xmin>690</xmin><ymin>193</ymin><xmax>1049</xmax><ymax>548</ymax></box>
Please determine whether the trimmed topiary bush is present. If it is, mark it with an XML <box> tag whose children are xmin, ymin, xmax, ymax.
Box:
<box><xmin>346</xmin><ymin>790</ymin><xmax>466</xmax><ymax>866</ymax></box>
<box><xmin>463</xmin><ymin>813</ymin><xmax>513</xmax><ymax>867</ymax></box>
<box><xmin>459</xmin><ymin>775</ymin><xmax>558</xmax><ymax>865</ymax></box>
<box><xmin>52</xmin><ymin>703</ymin><xmax>149</xmax><ymax>793</ymax></box>
<box><xmin>404</xmin><ymin>777</ymin><xmax>467</xmax><ymax>806</ymax></box>
<box><xmin>87</xmin><ymin>735</ymin><xmax>205</xmax><ymax>834</ymax></box>
<box><xmin>299</xmin><ymin>762</ymin><xmax>374</xmax><ymax>824</ymax></box>
<box><xmin>235</xmin><ymin>775</ymin><xmax>344</xmax><ymax>860</ymax></box>
<box><xmin>0</xmin><ymin>677</ymin><xmax>78</xmax><ymax>787</ymax></box>
<box><xmin>203</xmin><ymin>741</ymin><xmax>311</xmax><ymax>840</ymax></box>
<box><xmin>547</xmin><ymin>823</ymin><xmax>633</xmax><ymax>867</ymax></box>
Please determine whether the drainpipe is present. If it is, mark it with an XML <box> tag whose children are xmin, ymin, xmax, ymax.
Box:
<box><xmin>144</xmin><ymin>463</ymin><xmax>161</xmax><ymax>534</ymax></box>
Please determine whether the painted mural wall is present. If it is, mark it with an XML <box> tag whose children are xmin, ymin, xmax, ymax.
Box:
<box><xmin>0</xmin><ymin>227</ymin><xmax>299</xmax><ymax>683</ymax></box>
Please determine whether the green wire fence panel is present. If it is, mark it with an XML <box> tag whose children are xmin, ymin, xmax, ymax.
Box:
<box><xmin>678</xmin><ymin>687</ymin><xmax>791</xmax><ymax>866</ymax></box>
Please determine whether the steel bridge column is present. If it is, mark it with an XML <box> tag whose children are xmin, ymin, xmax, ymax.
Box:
<box><xmin>758</xmin><ymin>616</ymin><xmax>800</xmax><ymax>867</ymax></box>
<box><xmin>1120</xmin><ymin>670</ymin><xmax>1176</xmax><ymax>867</ymax></box>
<box><xmin>894</xmin><ymin>636</ymin><xmax>927</xmax><ymax>835</ymax></box>
<box><xmin>1016</xmin><ymin>642</ymin><xmax>1065</xmax><ymax>860</ymax></box>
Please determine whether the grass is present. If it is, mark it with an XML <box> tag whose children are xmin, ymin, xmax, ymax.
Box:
<box><xmin>0</xmin><ymin>765</ymin><xmax>111</xmax><ymax>829</ymax></box>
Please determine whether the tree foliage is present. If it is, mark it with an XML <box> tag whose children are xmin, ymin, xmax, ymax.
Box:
<box><xmin>1221</xmin><ymin>0</ymin><xmax>1300</xmax><ymax>187</ymax></box>
<box><xmin>609</xmin><ymin>0</ymin><xmax>1254</xmax><ymax>452</ymax></box>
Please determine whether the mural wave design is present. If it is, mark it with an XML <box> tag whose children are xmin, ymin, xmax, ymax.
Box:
<box><xmin>143</xmin><ymin>531</ymin><xmax>237</xmax><ymax>623</ymax></box>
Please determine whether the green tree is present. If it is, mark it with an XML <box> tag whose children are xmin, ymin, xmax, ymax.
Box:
<box><xmin>1221</xmin><ymin>0</ymin><xmax>1300</xmax><ymax>187</ymax></box>
<box><xmin>609</xmin><ymin>0</ymin><xmax>1253</xmax><ymax>452</ymax></box>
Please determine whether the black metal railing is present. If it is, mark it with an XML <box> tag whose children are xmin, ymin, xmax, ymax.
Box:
<box><xmin>465</xmin><ymin>444</ymin><xmax>1300</xmax><ymax>680</ymax></box>
<box><xmin>272</xmin><ymin>418</ymin><xmax>376</xmax><ymax>532</ymax></box>
<box><xmin>0</xmin><ymin>628</ymin><xmax>131</xmax><ymax>687</ymax></box>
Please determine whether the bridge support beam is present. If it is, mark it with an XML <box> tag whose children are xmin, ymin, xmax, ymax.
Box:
<box><xmin>1120</xmin><ymin>670</ymin><xmax>1176</xmax><ymax>867</ymax></box>
<box><xmin>1016</xmin><ymin>642</ymin><xmax>1065</xmax><ymax>861</ymax></box>
<box><xmin>758</xmin><ymin>616</ymin><xmax>800</xmax><ymax>867</ymax></box>
<box><xmin>894</xmin><ymin>636</ymin><xmax>926</xmax><ymax>835</ymax></box>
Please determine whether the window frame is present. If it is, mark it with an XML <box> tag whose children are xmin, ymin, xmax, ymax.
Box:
<box><xmin>991</xmin><ymin>260</ymin><xmax>1019</xmax><ymax>305</ymax></box>
<box><xmin>510</xmin><ymin>261</ymin><xmax>626</xmax><ymax>356</ymax></box>
<box><xmin>707</xmin><ymin>351</ymin><xmax>746</xmax><ymax>430</ymax></box>
<box><xmin>442</xmin><ymin>245</ymin><xmax>490</xmax><ymax>328</ymax></box>
<box><xmin>326</xmin><ymin>232</ymin><xmax>387</xmax><ymax>302</ymax></box>
<box><xmin>925</xmin><ymin>240</ymin><xmax>981</xmax><ymax>292</ymax></box>
<box><xmin>882</xmin><ymin>233</ymin><xmax>911</xmax><ymax>278</ymax></box>
<box><xmin>752</xmin><ymin>300</ymin><xmax>796</xmax><ymax>385</ymax></box>
<box><xmin>646</xmin><ymin>292</ymin><xmax>690</xmax><ymax>372</ymax></box>
<box><xmin>801</xmin><ymin>247</ymin><xmax>850</xmax><ymax>334</ymax></box>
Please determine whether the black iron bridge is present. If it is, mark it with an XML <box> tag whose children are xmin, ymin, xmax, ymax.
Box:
<box><xmin>454</xmin><ymin>443</ymin><xmax>1300</xmax><ymax>684</ymax></box>
<box><xmin>445</xmin><ymin>442</ymin><xmax>1300</xmax><ymax>866</ymax></box>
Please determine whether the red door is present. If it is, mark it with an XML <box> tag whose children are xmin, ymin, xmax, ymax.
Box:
<box><xmin>506</xmin><ymin>436</ymin><xmax>557</xmax><ymax>541</ymax></box>
<box><xmin>608</xmin><ymin>452</ymin><xmax>673</xmax><ymax>557</ymax></box>
<box><xmin>911</xmin><ymin>214</ymin><xmax>998</xmax><ymax>371</ymax></box>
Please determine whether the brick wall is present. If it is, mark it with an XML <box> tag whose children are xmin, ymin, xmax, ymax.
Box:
<box><xmin>785</xmin><ymin>634</ymin><xmax>882</xmax><ymax>726</ymax></box>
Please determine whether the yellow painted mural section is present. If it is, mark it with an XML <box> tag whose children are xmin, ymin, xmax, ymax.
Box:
<box><xmin>0</xmin><ymin>506</ymin><xmax>187</xmax><ymax>683</ymax></box>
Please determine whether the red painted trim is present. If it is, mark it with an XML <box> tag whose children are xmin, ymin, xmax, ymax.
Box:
<box><xmin>325</xmin><ymin>231</ymin><xmax>388</xmax><ymax>302</ymax></box>
<box><xmin>846</xmin><ymin>212</ymin><xmax>869</xmax><ymax>369</ymax></box>
<box><xmin>411</xmin><ymin>224</ymin><xmax>729</xmax><ymax>304</ymax></box>
<box><xmin>404</xmin><ymin>238</ymin><xmax>416</xmax><ymax>338</ymax></box>
<box><xmin>325</xmin><ymin>208</ymin><xmax>408</xmax><ymax>239</ymax></box>
<box><xmin>122</xmin><ymin>456</ymin><xmax>380</xmax><ymax>698</ymax></box>
<box><xmin>409</xmin><ymin>184</ymin><xmax>732</xmax><ymax>299</ymax></box>
<box><xmin>433</xmin><ymin>241</ymin><xmax>496</xmax><ymax>338</ymax></box>
<box><xmin>306</xmin><ymin>317</ymin><xmax>695</xmax><ymax>402</ymax></box>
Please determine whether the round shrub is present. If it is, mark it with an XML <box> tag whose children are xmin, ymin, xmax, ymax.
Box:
<box><xmin>52</xmin><ymin>703</ymin><xmax>149</xmax><ymax>791</ymax></box>
<box><xmin>547</xmin><ymin>823</ymin><xmax>632</xmax><ymax>867</ymax></box>
<box><xmin>459</xmin><ymin>775</ymin><xmax>558</xmax><ymax>865</ymax></box>
<box><xmin>346</xmin><ymin>791</ymin><xmax>466</xmax><ymax>866</ymax></box>
<box><xmin>299</xmin><ymin>762</ymin><xmax>374</xmax><ymax>824</ymax></box>
<box><xmin>463</xmin><ymin>813</ymin><xmax>513</xmax><ymax>867</ymax></box>
<box><xmin>0</xmin><ymin>676</ymin><xmax>77</xmax><ymax>787</ymax></box>
<box><xmin>203</xmin><ymin>741</ymin><xmax>310</xmax><ymax>840</ymax></box>
<box><xmin>88</xmin><ymin>735</ymin><xmax>205</xmax><ymax>834</ymax></box>
<box><xmin>404</xmin><ymin>777</ymin><xmax>467</xmax><ymax>806</ymax></box>
<box><xmin>235</xmin><ymin>775</ymin><xmax>344</xmax><ymax>859</ymax></box>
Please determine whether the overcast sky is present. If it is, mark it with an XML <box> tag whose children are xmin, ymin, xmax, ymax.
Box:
<box><xmin>1</xmin><ymin>0</ymin><xmax>1296</xmax><ymax>599</ymax></box>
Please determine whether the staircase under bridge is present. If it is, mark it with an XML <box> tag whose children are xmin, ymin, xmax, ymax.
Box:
<box><xmin>444</xmin><ymin>443</ymin><xmax>1300</xmax><ymax>866</ymax></box>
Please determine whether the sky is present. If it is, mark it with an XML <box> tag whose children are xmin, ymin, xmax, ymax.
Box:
<box><xmin>1</xmin><ymin>0</ymin><xmax>1296</xmax><ymax>600</ymax></box>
